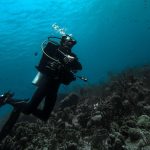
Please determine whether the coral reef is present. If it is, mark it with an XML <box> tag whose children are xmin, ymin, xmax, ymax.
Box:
<box><xmin>0</xmin><ymin>65</ymin><xmax>150</xmax><ymax>150</ymax></box>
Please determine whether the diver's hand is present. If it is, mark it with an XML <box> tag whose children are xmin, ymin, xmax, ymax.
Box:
<box><xmin>63</xmin><ymin>55</ymin><xmax>75</xmax><ymax>64</ymax></box>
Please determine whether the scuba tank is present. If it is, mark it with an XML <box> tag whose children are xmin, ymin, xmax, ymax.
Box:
<box><xmin>32</xmin><ymin>72</ymin><xmax>47</xmax><ymax>87</ymax></box>
<box><xmin>32</xmin><ymin>37</ymin><xmax>60</xmax><ymax>87</ymax></box>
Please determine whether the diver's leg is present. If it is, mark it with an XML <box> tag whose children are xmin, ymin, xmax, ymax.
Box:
<box><xmin>7</xmin><ymin>99</ymin><xmax>29</xmax><ymax>110</ymax></box>
<box><xmin>0</xmin><ymin>109</ymin><xmax>21</xmax><ymax>142</ymax></box>
<box><xmin>31</xmin><ymin>81</ymin><xmax>60</xmax><ymax>121</ymax></box>
<box><xmin>6</xmin><ymin>83</ymin><xmax>48</xmax><ymax>114</ymax></box>
<box><xmin>22</xmin><ymin>84</ymin><xmax>49</xmax><ymax>114</ymax></box>
<box><xmin>43</xmin><ymin>82</ymin><xmax>60</xmax><ymax>120</ymax></box>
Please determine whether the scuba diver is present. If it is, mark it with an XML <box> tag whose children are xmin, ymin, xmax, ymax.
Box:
<box><xmin>0</xmin><ymin>34</ymin><xmax>82</xmax><ymax>122</ymax></box>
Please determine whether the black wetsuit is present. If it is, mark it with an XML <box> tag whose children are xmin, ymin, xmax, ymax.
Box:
<box><xmin>9</xmin><ymin>42</ymin><xmax>82</xmax><ymax>121</ymax></box>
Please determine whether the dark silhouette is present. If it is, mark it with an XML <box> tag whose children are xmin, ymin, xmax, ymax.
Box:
<box><xmin>0</xmin><ymin>34</ymin><xmax>82</xmax><ymax>122</ymax></box>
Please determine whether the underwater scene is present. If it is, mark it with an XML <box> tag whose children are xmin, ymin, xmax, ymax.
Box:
<box><xmin>0</xmin><ymin>0</ymin><xmax>150</xmax><ymax>149</ymax></box>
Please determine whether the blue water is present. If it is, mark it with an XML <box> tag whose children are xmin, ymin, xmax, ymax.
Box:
<box><xmin>0</xmin><ymin>0</ymin><xmax>150</xmax><ymax>117</ymax></box>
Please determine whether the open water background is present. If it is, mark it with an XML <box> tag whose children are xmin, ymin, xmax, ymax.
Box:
<box><xmin>0</xmin><ymin>0</ymin><xmax>150</xmax><ymax>117</ymax></box>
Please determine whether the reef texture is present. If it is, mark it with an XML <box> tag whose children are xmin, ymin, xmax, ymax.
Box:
<box><xmin>0</xmin><ymin>65</ymin><xmax>150</xmax><ymax>150</ymax></box>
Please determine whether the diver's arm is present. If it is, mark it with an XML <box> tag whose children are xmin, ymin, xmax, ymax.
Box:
<box><xmin>70</xmin><ymin>58</ymin><xmax>82</xmax><ymax>70</ymax></box>
<box><xmin>55</xmin><ymin>47</ymin><xmax>82</xmax><ymax>71</ymax></box>
<box><xmin>63</xmin><ymin>53</ymin><xmax>82</xmax><ymax>71</ymax></box>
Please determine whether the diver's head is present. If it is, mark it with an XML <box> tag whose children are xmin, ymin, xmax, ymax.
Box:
<box><xmin>61</xmin><ymin>35</ymin><xmax>77</xmax><ymax>49</ymax></box>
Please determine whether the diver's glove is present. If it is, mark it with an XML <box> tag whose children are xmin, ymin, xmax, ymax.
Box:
<box><xmin>63</xmin><ymin>55</ymin><xmax>75</xmax><ymax>64</ymax></box>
